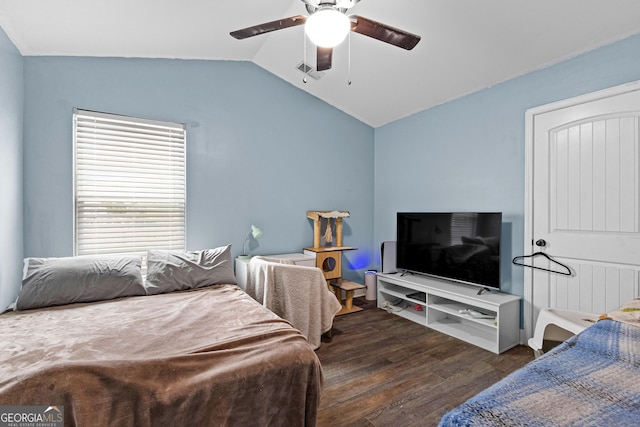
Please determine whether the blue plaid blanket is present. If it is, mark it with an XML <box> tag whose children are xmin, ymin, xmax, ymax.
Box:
<box><xmin>439</xmin><ymin>319</ymin><xmax>640</xmax><ymax>426</ymax></box>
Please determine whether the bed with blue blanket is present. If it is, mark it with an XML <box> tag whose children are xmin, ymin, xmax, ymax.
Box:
<box><xmin>439</xmin><ymin>300</ymin><xmax>640</xmax><ymax>426</ymax></box>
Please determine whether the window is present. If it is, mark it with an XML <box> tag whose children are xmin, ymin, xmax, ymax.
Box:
<box><xmin>73</xmin><ymin>109</ymin><xmax>186</xmax><ymax>259</ymax></box>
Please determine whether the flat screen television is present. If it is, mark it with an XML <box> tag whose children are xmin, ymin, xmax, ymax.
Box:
<box><xmin>396</xmin><ymin>212</ymin><xmax>502</xmax><ymax>290</ymax></box>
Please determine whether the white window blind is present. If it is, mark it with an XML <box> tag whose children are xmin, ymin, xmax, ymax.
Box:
<box><xmin>73</xmin><ymin>109</ymin><xmax>186</xmax><ymax>258</ymax></box>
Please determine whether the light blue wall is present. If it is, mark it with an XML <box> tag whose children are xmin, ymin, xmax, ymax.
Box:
<box><xmin>22</xmin><ymin>57</ymin><xmax>374</xmax><ymax>287</ymax></box>
<box><xmin>374</xmin><ymin>33</ymin><xmax>640</xmax><ymax>302</ymax></box>
<box><xmin>13</xmin><ymin>30</ymin><xmax>640</xmax><ymax>311</ymax></box>
<box><xmin>0</xmin><ymin>27</ymin><xmax>24</xmax><ymax>309</ymax></box>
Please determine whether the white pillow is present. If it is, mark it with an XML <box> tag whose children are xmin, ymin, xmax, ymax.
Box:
<box><xmin>145</xmin><ymin>245</ymin><xmax>237</xmax><ymax>295</ymax></box>
<box><xmin>16</xmin><ymin>255</ymin><xmax>145</xmax><ymax>310</ymax></box>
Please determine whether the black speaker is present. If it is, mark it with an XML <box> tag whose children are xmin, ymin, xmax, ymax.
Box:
<box><xmin>380</xmin><ymin>241</ymin><xmax>397</xmax><ymax>273</ymax></box>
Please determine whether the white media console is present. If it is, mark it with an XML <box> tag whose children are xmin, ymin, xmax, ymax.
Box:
<box><xmin>377</xmin><ymin>273</ymin><xmax>520</xmax><ymax>354</ymax></box>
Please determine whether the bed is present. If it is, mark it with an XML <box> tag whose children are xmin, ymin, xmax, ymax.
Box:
<box><xmin>438</xmin><ymin>299</ymin><xmax>640</xmax><ymax>426</ymax></box>
<box><xmin>0</xmin><ymin>247</ymin><xmax>322</xmax><ymax>426</ymax></box>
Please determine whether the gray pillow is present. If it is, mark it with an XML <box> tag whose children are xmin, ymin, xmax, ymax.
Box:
<box><xmin>145</xmin><ymin>245</ymin><xmax>237</xmax><ymax>295</ymax></box>
<box><xmin>16</xmin><ymin>255</ymin><xmax>145</xmax><ymax>310</ymax></box>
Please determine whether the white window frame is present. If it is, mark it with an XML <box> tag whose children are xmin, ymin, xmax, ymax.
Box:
<box><xmin>73</xmin><ymin>109</ymin><xmax>186</xmax><ymax>259</ymax></box>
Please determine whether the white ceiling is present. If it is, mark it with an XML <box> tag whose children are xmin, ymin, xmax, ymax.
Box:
<box><xmin>2</xmin><ymin>0</ymin><xmax>640</xmax><ymax>127</ymax></box>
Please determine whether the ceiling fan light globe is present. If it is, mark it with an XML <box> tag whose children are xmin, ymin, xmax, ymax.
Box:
<box><xmin>305</xmin><ymin>8</ymin><xmax>350</xmax><ymax>48</ymax></box>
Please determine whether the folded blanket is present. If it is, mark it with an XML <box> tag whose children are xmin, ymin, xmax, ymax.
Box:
<box><xmin>601</xmin><ymin>297</ymin><xmax>640</xmax><ymax>327</ymax></box>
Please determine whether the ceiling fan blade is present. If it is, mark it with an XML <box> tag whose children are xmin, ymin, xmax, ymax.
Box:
<box><xmin>351</xmin><ymin>15</ymin><xmax>420</xmax><ymax>50</ymax></box>
<box><xmin>317</xmin><ymin>47</ymin><xmax>332</xmax><ymax>71</ymax></box>
<box><xmin>230</xmin><ymin>15</ymin><xmax>306</xmax><ymax>40</ymax></box>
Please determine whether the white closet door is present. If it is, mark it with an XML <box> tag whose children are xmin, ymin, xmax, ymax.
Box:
<box><xmin>524</xmin><ymin>82</ymin><xmax>640</xmax><ymax>337</ymax></box>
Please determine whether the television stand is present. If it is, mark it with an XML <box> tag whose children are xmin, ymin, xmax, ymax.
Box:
<box><xmin>377</xmin><ymin>273</ymin><xmax>520</xmax><ymax>354</ymax></box>
<box><xmin>477</xmin><ymin>287</ymin><xmax>492</xmax><ymax>295</ymax></box>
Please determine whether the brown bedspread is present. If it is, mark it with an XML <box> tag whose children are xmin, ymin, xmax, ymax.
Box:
<box><xmin>0</xmin><ymin>285</ymin><xmax>322</xmax><ymax>426</ymax></box>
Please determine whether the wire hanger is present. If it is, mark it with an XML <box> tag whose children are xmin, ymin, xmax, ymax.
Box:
<box><xmin>512</xmin><ymin>252</ymin><xmax>572</xmax><ymax>276</ymax></box>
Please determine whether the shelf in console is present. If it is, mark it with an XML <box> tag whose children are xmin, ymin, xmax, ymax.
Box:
<box><xmin>429</xmin><ymin>317</ymin><xmax>496</xmax><ymax>346</ymax></box>
<box><xmin>390</xmin><ymin>304</ymin><xmax>426</xmax><ymax>324</ymax></box>
<box><xmin>428</xmin><ymin>300</ymin><xmax>497</xmax><ymax>329</ymax></box>
<box><xmin>378</xmin><ymin>285</ymin><xmax>427</xmax><ymax>306</ymax></box>
<box><xmin>378</xmin><ymin>289</ymin><xmax>426</xmax><ymax>324</ymax></box>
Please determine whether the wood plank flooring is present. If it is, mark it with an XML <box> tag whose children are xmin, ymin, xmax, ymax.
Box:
<box><xmin>315</xmin><ymin>298</ymin><xmax>534</xmax><ymax>427</ymax></box>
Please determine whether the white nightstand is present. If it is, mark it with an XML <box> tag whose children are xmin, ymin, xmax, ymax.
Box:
<box><xmin>234</xmin><ymin>253</ymin><xmax>316</xmax><ymax>291</ymax></box>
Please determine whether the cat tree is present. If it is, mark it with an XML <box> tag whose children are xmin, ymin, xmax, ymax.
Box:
<box><xmin>304</xmin><ymin>210</ymin><xmax>363</xmax><ymax>315</ymax></box>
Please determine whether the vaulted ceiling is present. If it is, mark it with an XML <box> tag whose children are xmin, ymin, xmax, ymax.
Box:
<box><xmin>2</xmin><ymin>0</ymin><xmax>640</xmax><ymax>127</ymax></box>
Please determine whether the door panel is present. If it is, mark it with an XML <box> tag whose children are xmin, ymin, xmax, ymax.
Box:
<box><xmin>546</xmin><ymin>259</ymin><xmax>636</xmax><ymax>314</ymax></box>
<box><xmin>550</xmin><ymin>117</ymin><xmax>639</xmax><ymax>235</ymax></box>
<box><xmin>525</xmin><ymin>83</ymin><xmax>640</xmax><ymax>337</ymax></box>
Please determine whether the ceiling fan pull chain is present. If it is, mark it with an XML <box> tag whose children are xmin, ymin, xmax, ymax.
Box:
<box><xmin>302</xmin><ymin>29</ymin><xmax>308</xmax><ymax>84</ymax></box>
<box><xmin>347</xmin><ymin>30</ymin><xmax>352</xmax><ymax>86</ymax></box>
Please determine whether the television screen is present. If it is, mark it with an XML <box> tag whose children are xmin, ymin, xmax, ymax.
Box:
<box><xmin>396</xmin><ymin>212</ymin><xmax>502</xmax><ymax>289</ymax></box>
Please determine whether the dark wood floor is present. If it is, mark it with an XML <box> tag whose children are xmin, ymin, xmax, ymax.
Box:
<box><xmin>315</xmin><ymin>298</ymin><xmax>534</xmax><ymax>427</ymax></box>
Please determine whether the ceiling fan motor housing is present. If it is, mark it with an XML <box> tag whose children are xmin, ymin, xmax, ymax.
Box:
<box><xmin>304</xmin><ymin>0</ymin><xmax>359</xmax><ymax>14</ymax></box>
<box><xmin>303</xmin><ymin>0</ymin><xmax>360</xmax><ymax>9</ymax></box>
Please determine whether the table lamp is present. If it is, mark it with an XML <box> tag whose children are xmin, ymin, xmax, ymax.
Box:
<box><xmin>239</xmin><ymin>225</ymin><xmax>263</xmax><ymax>259</ymax></box>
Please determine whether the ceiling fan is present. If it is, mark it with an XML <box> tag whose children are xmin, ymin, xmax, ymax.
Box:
<box><xmin>230</xmin><ymin>0</ymin><xmax>421</xmax><ymax>72</ymax></box>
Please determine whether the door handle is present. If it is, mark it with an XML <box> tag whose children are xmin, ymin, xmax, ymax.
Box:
<box><xmin>535</xmin><ymin>239</ymin><xmax>546</xmax><ymax>247</ymax></box>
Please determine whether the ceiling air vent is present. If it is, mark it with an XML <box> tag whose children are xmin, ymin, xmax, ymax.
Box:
<box><xmin>296</xmin><ymin>62</ymin><xmax>324</xmax><ymax>80</ymax></box>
